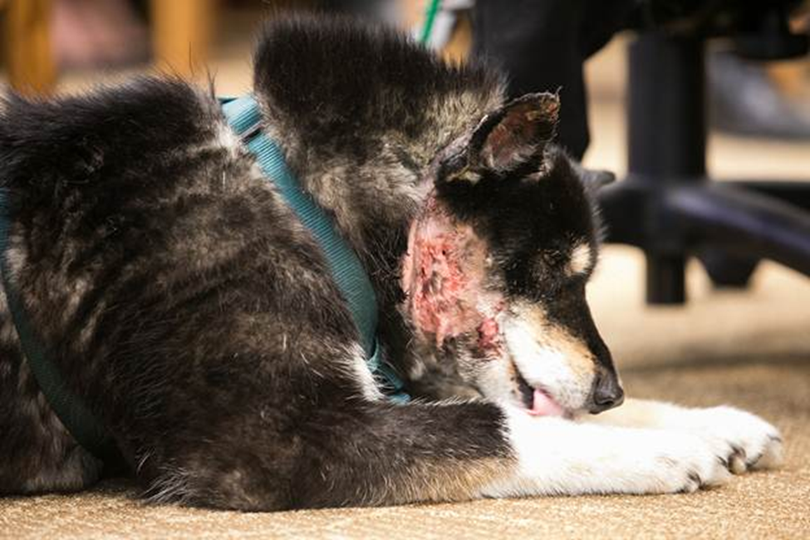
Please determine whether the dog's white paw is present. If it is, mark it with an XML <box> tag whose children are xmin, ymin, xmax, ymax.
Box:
<box><xmin>680</xmin><ymin>406</ymin><xmax>784</xmax><ymax>473</ymax></box>
<box><xmin>628</xmin><ymin>430</ymin><xmax>735</xmax><ymax>493</ymax></box>
<box><xmin>494</xmin><ymin>412</ymin><xmax>740</xmax><ymax>496</ymax></box>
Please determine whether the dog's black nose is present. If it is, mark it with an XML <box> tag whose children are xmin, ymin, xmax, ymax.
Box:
<box><xmin>589</xmin><ymin>371</ymin><xmax>624</xmax><ymax>414</ymax></box>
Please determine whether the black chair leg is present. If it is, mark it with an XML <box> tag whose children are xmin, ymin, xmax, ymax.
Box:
<box><xmin>598</xmin><ymin>32</ymin><xmax>810</xmax><ymax>304</ymax></box>
<box><xmin>666</xmin><ymin>183</ymin><xmax>810</xmax><ymax>276</ymax></box>
<box><xmin>645</xmin><ymin>254</ymin><xmax>687</xmax><ymax>303</ymax></box>
<box><xmin>627</xmin><ymin>34</ymin><xmax>706</xmax><ymax>304</ymax></box>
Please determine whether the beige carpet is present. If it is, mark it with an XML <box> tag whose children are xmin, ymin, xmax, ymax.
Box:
<box><xmin>1</xmin><ymin>247</ymin><xmax>809</xmax><ymax>539</ymax></box>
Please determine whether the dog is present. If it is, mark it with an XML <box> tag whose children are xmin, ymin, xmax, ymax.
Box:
<box><xmin>0</xmin><ymin>16</ymin><xmax>782</xmax><ymax>510</ymax></box>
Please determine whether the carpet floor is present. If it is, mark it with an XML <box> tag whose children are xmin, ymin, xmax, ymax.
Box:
<box><xmin>1</xmin><ymin>246</ymin><xmax>808</xmax><ymax>539</ymax></box>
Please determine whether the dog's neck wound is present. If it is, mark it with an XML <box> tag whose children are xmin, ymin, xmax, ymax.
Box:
<box><xmin>401</xmin><ymin>197</ymin><xmax>502</xmax><ymax>351</ymax></box>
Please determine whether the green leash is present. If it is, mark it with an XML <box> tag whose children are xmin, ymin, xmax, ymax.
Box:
<box><xmin>419</xmin><ymin>0</ymin><xmax>442</xmax><ymax>45</ymax></box>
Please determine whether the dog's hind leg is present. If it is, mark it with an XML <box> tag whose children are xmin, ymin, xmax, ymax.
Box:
<box><xmin>578</xmin><ymin>398</ymin><xmax>784</xmax><ymax>473</ymax></box>
<box><xmin>0</xmin><ymin>293</ymin><xmax>103</xmax><ymax>495</ymax></box>
<box><xmin>139</xmin><ymin>399</ymin><xmax>746</xmax><ymax>510</ymax></box>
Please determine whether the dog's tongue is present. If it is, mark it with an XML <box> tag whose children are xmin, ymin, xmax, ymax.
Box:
<box><xmin>528</xmin><ymin>389</ymin><xmax>564</xmax><ymax>417</ymax></box>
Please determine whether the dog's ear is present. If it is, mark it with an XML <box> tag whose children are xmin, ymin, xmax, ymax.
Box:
<box><xmin>446</xmin><ymin>92</ymin><xmax>559</xmax><ymax>182</ymax></box>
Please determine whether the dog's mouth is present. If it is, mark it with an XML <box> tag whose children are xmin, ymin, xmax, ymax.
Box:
<box><xmin>516</xmin><ymin>372</ymin><xmax>568</xmax><ymax>418</ymax></box>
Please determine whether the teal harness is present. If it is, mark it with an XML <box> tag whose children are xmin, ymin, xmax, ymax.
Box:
<box><xmin>220</xmin><ymin>95</ymin><xmax>408</xmax><ymax>402</ymax></box>
<box><xmin>0</xmin><ymin>95</ymin><xmax>408</xmax><ymax>463</ymax></box>
<box><xmin>0</xmin><ymin>207</ymin><xmax>121</xmax><ymax>463</ymax></box>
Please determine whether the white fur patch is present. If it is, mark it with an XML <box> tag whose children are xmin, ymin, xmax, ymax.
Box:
<box><xmin>479</xmin><ymin>406</ymin><xmax>734</xmax><ymax>497</ymax></box>
<box><xmin>582</xmin><ymin>399</ymin><xmax>784</xmax><ymax>472</ymax></box>
<box><xmin>349</xmin><ymin>345</ymin><xmax>384</xmax><ymax>401</ymax></box>
<box><xmin>216</xmin><ymin>123</ymin><xmax>244</xmax><ymax>159</ymax></box>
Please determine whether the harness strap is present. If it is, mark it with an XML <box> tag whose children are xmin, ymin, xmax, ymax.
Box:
<box><xmin>0</xmin><ymin>194</ymin><xmax>118</xmax><ymax>462</ymax></box>
<box><xmin>220</xmin><ymin>95</ymin><xmax>408</xmax><ymax>401</ymax></box>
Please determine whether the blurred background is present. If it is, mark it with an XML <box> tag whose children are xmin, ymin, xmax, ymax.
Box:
<box><xmin>2</xmin><ymin>0</ymin><xmax>809</xmax><ymax>173</ymax></box>
<box><xmin>0</xmin><ymin>0</ymin><xmax>808</xmax><ymax>380</ymax></box>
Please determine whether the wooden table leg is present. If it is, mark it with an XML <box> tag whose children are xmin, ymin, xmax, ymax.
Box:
<box><xmin>150</xmin><ymin>0</ymin><xmax>214</xmax><ymax>78</ymax></box>
<box><xmin>4</xmin><ymin>0</ymin><xmax>56</xmax><ymax>95</ymax></box>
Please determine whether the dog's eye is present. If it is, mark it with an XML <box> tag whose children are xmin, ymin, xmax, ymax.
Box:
<box><xmin>540</xmin><ymin>274</ymin><xmax>586</xmax><ymax>301</ymax></box>
<box><xmin>563</xmin><ymin>275</ymin><xmax>588</xmax><ymax>294</ymax></box>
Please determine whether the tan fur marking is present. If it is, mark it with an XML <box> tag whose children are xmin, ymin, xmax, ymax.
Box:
<box><xmin>392</xmin><ymin>456</ymin><xmax>517</xmax><ymax>504</ymax></box>
<box><xmin>568</xmin><ymin>243</ymin><xmax>592</xmax><ymax>276</ymax></box>
<box><xmin>521</xmin><ymin>307</ymin><xmax>596</xmax><ymax>378</ymax></box>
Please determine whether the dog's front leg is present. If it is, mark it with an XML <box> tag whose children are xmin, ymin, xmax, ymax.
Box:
<box><xmin>482</xmin><ymin>407</ymin><xmax>743</xmax><ymax>497</ymax></box>
<box><xmin>134</xmin><ymin>399</ymin><xmax>759</xmax><ymax>508</ymax></box>
<box><xmin>576</xmin><ymin>398</ymin><xmax>784</xmax><ymax>473</ymax></box>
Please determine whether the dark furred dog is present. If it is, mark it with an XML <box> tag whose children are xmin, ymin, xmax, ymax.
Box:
<box><xmin>0</xmin><ymin>17</ymin><xmax>782</xmax><ymax>509</ymax></box>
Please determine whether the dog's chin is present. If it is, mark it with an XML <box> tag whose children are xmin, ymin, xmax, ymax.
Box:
<box><xmin>515</xmin><ymin>372</ymin><xmax>575</xmax><ymax>419</ymax></box>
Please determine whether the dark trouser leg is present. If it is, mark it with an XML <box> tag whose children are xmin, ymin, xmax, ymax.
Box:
<box><xmin>472</xmin><ymin>0</ymin><xmax>634</xmax><ymax>159</ymax></box>
<box><xmin>473</xmin><ymin>0</ymin><xmax>589</xmax><ymax>158</ymax></box>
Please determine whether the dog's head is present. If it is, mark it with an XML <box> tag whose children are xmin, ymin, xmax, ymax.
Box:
<box><xmin>401</xmin><ymin>92</ymin><xmax>622</xmax><ymax>417</ymax></box>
